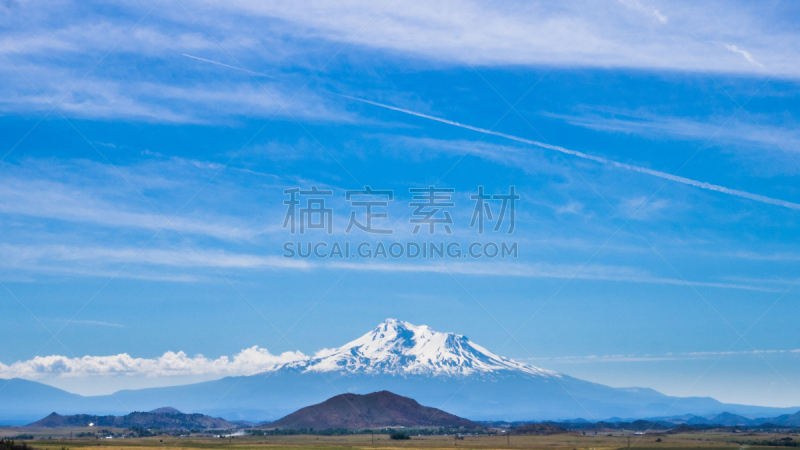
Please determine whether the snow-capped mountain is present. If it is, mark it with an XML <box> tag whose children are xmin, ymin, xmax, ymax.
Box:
<box><xmin>5</xmin><ymin>318</ymin><xmax>799</xmax><ymax>424</ymax></box>
<box><xmin>291</xmin><ymin>318</ymin><xmax>558</xmax><ymax>378</ymax></box>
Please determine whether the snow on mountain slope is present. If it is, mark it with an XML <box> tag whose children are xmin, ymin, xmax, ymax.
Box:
<box><xmin>288</xmin><ymin>318</ymin><xmax>559</xmax><ymax>378</ymax></box>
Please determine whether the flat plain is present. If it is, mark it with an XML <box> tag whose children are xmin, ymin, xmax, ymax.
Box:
<box><xmin>1</xmin><ymin>428</ymin><xmax>796</xmax><ymax>450</ymax></box>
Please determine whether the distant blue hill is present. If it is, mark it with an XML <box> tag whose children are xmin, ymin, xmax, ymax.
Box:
<box><xmin>3</xmin><ymin>320</ymin><xmax>799</xmax><ymax>424</ymax></box>
<box><xmin>4</xmin><ymin>370</ymin><xmax>799</xmax><ymax>425</ymax></box>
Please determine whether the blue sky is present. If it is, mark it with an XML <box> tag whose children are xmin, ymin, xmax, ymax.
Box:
<box><xmin>1</xmin><ymin>0</ymin><xmax>800</xmax><ymax>409</ymax></box>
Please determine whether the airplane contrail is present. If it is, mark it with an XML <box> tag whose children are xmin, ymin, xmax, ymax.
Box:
<box><xmin>176</xmin><ymin>54</ymin><xmax>798</xmax><ymax>212</ymax></box>
<box><xmin>338</xmin><ymin>94</ymin><xmax>800</xmax><ymax>212</ymax></box>
<box><xmin>182</xmin><ymin>54</ymin><xmax>277</xmax><ymax>79</ymax></box>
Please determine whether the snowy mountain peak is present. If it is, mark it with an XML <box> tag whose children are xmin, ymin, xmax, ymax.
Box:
<box><xmin>296</xmin><ymin>318</ymin><xmax>559</xmax><ymax>378</ymax></box>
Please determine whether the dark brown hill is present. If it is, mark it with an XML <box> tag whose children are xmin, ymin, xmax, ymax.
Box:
<box><xmin>268</xmin><ymin>391</ymin><xmax>479</xmax><ymax>430</ymax></box>
<box><xmin>27</xmin><ymin>410</ymin><xmax>234</xmax><ymax>430</ymax></box>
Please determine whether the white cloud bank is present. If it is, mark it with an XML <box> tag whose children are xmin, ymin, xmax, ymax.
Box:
<box><xmin>0</xmin><ymin>347</ymin><xmax>307</xmax><ymax>379</ymax></box>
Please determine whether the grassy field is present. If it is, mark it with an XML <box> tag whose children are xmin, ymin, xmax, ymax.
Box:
<box><xmin>1</xmin><ymin>428</ymin><xmax>796</xmax><ymax>450</ymax></box>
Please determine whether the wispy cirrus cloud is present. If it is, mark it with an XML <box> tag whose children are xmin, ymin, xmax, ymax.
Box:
<box><xmin>526</xmin><ymin>348</ymin><xmax>800</xmax><ymax>363</ymax></box>
<box><xmin>724</xmin><ymin>43</ymin><xmax>764</xmax><ymax>68</ymax></box>
<box><xmin>50</xmin><ymin>319</ymin><xmax>126</xmax><ymax>328</ymax></box>
<box><xmin>0</xmin><ymin>243</ymin><xmax>308</xmax><ymax>269</ymax></box>
<box><xmin>0</xmin><ymin>241</ymin><xmax>780</xmax><ymax>292</ymax></box>
<box><xmin>2</xmin><ymin>0</ymin><xmax>799</xmax><ymax>127</ymax></box>
<box><xmin>204</xmin><ymin>0</ymin><xmax>796</xmax><ymax>76</ymax></box>
<box><xmin>1</xmin><ymin>71</ymin><xmax>345</xmax><ymax>124</ymax></box>
<box><xmin>618</xmin><ymin>196</ymin><xmax>671</xmax><ymax>220</ymax></box>
<box><xmin>327</xmin><ymin>260</ymin><xmax>782</xmax><ymax>292</ymax></box>
<box><xmin>723</xmin><ymin>251</ymin><xmax>800</xmax><ymax>262</ymax></box>
<box><xmin>541</xmin><ymin>108</ymin><xmax>800</xmax><ymax>157</ymax></box>
<box><xmin>0</xmin><ymin>5</ymin><xmax>348</xmax><ymax>124</ymax></box>
<box><xmin>617</xmin><ymin>0</ymin><xmax>668</xmax><ymax>24</ymax></box>
<box><xmin>0</xmin><ymin>176</ymin><xmax>261</xmax><ymax>240</ymax></box>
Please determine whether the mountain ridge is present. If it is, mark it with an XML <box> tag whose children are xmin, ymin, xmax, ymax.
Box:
<box><xmin>27</xmin><ymin>410</ymin><xmax>235</xmax><ymax>429</ymax></box>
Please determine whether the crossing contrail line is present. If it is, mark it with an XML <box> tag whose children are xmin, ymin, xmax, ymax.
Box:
<box><xmin>339</xmin><ymin>94</ymin><xmax>800</xmax><ymax>212</ymax></box>
<box><xmin>177</xmin><ymin>51</ymin><xmax>799</xmax><ymax>212</ymax></box>
<box><xmin>182</xmin><ymin>54</ymin><xmax>277</xmax><ymax>79</ymax></box>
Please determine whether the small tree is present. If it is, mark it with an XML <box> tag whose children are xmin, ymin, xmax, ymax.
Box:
<box><xmin>390</xmin><ymin>432</ymin><xmax>410</xmax><ymax>440</ymax></box>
